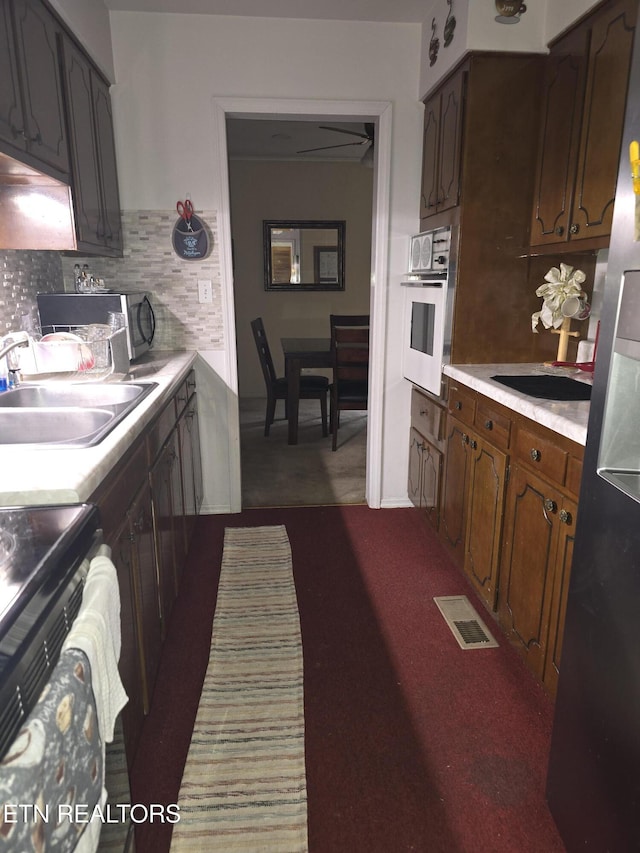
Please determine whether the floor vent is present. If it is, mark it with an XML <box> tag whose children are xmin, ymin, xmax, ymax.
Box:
<box><xmin>434</xmin><ymin>595</ymin><xmax>499</xmax><ymax>649</ymax></box>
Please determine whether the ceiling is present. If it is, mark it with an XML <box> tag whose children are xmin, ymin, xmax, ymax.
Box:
<box><xmin>226</xmin><ymin>119</ymin><xmax>374</xmax><ymax>163</ymax></box>
<box><xmin>102</xmin><ymin>0</ymin><xmax>429</xmax><ymax>23</ymax></box>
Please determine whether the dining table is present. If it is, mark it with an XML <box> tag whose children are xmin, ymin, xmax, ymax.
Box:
<box><xmin>281</xmin><ymin>337</ymin><xmax>332</xmax><ymax>445</ymax></box>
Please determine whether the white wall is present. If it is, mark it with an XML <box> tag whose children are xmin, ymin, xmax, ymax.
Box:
<box><xmin>544</xmin><ymin>0</ymin><xmax>603</xmax><ymax>42</ymax></box>
<box><xmin>419</xmin><ymin>0</ymin><xmax>604</xmax><ymax>99</ymax></box>
<box><xmin>48</xmin><ymin>0</ymin><xmax>114</xmax><ymax>81</ymax></box>
<box><xmin>229</xmin><ymin>160</ymin><xmax>373</xmax><ymax>398</ymax></box>
<box><xmin>109</xmin><ymin>12</ymin><xmax>424</xmax><ymax>509</ymax></box>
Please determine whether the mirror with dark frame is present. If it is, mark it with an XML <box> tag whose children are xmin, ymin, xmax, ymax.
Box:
<box><xmin>263</xmin><ymin>220</ymin><xmax>345</xmax><ymax>291</ymax></box>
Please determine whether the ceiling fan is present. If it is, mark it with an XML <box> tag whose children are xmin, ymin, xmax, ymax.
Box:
<box><xmin>296</xmin><ymin>123</ymin><xmax>375</xmax><ymax>155</ymax></box>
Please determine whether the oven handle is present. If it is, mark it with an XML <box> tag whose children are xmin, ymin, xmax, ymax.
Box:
<box><xmin>401</xmin><ymin>281</ymin><xmax>445</xmax><ymax>287</ymax></box>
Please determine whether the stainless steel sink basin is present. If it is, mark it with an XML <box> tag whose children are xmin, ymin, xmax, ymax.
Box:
<box><xmin>0</xmin><ymin>383</ymin><xmax>154</xmax><ymax>409</ymax></box>
<box><xmin>0</xmin><ymin>409</ymin><xmax>114</xmax><ymax>445</ymax></box>
<box><xmin>0</xmin><ymin>382</ymin><xmax>158</xmax><ymax>447</ymax></box>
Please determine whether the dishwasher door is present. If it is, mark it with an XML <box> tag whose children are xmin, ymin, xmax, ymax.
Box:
<box><xmin>0</xmin><ymin>504</ymin><xmax>133</xmax><ymax>852</ymax></box>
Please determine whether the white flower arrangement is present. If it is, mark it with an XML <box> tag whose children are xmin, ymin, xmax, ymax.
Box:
<box><xmin>531</xmin><ymin>263</ymin><xmax>586</xmax><ymax>332</ymax></box>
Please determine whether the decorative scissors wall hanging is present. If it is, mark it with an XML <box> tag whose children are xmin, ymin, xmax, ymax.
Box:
<box><xmin>172</xmin><ymin>198</ymin><xmax>210</xmax><ymax>260</ymax></box>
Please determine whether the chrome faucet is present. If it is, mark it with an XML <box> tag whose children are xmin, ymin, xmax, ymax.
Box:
<box><xmin>0</xmin><ymin>331</ymin><xmax>30</xmax><ymax>363</ymax></box>
<box><xmin>0</xmin><ymin>331</ymin><xmax>30</xmax><ymax>386</ymax></box>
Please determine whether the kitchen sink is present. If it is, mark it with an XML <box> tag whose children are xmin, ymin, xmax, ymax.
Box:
<box><xmin>0</xmin><ymin>382</ymin><xmax>155</xmax><ymax>409</ymax></box>
<box><xmin>490</xmin><ymin>374</ymin><xmax>592</xmax><ymax>401</ymax></box>
<box><xmin>0</xmin><ymin>382</ymin><xmax>158</xmax><ymax>447</ymax></box>
<box><xmin>0</xmin><ymin>409</ymin><xmax>114</xmax><ymax>445</ymax></box>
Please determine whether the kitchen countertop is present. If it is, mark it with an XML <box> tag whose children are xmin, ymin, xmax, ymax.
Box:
<box><xmin>443</xmin><ymin>363</ymin><xmax>591</xmax><ymax>446</ymax></box>
<box><xmin>0</xmin><ymin>350</ymin><xmax>196</xmax><ymax>507</ymax></box>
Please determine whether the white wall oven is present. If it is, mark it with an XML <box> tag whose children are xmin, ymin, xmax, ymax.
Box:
<box><xmin>402</xmin><ymin>226</ymin><xmax>454</xmax><ymax>397</ymax></box>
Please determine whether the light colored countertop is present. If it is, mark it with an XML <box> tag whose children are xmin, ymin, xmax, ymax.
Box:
<box><xmin>443</xmin><ymin>363</ymin><xmax>591</xmax><ymax>446</ymax></box>
<box><xmin>0</xmin><ymin>351</ymin><xmax>196</xmax><ymax>508</ymax></box>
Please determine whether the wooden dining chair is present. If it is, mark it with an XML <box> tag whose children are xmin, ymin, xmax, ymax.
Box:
<box><xmin>329</xmin><ymin>314</ymin><xmax>370</xmax><ymax>451</ymax></box>
<box><xmin>250</xmin><ymin>317</ymin><xmax>329</xmax><ymax>437</ymax></box>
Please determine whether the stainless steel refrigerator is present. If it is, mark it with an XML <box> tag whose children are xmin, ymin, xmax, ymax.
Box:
<box><xmin>546</xmin><ymin>7</ymin><xmax>640</xmax><ymax>848</ymax></box>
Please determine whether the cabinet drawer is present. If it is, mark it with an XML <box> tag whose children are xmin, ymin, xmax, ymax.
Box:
<box><xmin>475</xmin><ymin>398</ymin><xmax>511</xmax><ymax>452</ymax></box>
<box><xmin>515</xmin><ymin>426</ymin><xmax>568</xmax><ymax>484</ymax></box>
<box><xmin>411</xmin><ymin>388</ymin><xmax>444</xmax><ymax>443</ymax></box>
<box><xmin>174</xmin><ymin>377</ymin><xmax>190</xmax><ymax>417</ymax></box>
<box><xmin>448</xmin><ymin>384</ymin><xmax>476</xmax><ymax>427</ymax></box>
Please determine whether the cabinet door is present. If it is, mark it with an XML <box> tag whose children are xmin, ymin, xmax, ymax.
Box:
<box><xmin>150</xmin><ymin>434</ymin><xmax>179</xmax><ymax>634</ymax></box>
<box><xmin>92</xmin><ymin>72</ymin><xmax>122</xmax><ymax>253</ymax></box>
<box><xmin>408</xmin><ymin>427</ymin><xmax>442</xmax><ymax>529</ymax></box>
<box><xmin>420</xmin><ymin>437</ymin><xmax>442</xmax><ymax>529</ymax></box>
<box><xmin>571</xmin><ymin>0</ymin><xmax>637</xmax><ymax>241</ymax></box>
<box><xmin>408</xmin><ymin>427</ymin><xmax>424</xmax><ymax>507</ymax></box>
<box><xmin>128</xmin><ymin>480</ymin><xmax>162</xmax><ymax>715</ymax></box>
<box><xmin>420</xmin><ymin>93</ymin><xmax>440</xmax><ymax>219</ymax></box>
<box><xmin>440</xmin><ymin>416</ymin><xmax>470</xmax><ymax>566</ymax></box>
<box><xmin>464</xmin><ymin>436</ymin><xmax>507</xmax><ymax>611</ymax></box>
<box><xmin>111</xmin><ymin>517</ymin><xmax>146</xmax><ymax>769</ymax></box>
<box><xmin>436</xmin><ymin>70</ymin><xmax>465</xmax><ymax>214</ymax></box>
<box><xmin>179</xmin><ymin>396</ymin><xmax>201</xmax><ymax>550</ymax></box>
<box><xmin>543</xmin><ymin>497</ymin><xmax>578</xmax><ymax>698</ymax></box>
<box><xmin>12</xmin><ymin>0</ymin><xmax>69</xmax><ymax>176</ymax></box>
<box><xmin>0</xmin><ymin>3</ymin><xmax>25</xmax><ymax>155</ymax></box>
<box><xmin>61</xmin><ymin>36</ymin><xmax>102</xmax><ymax>249</ymax></box>
<box><xmin>190</xmin><ymin>395</ymin><xmax>203</xmax><ymax>519</ymax></box>
<box><xmin>529</xmin><ymin>26</ymin><xmax>588</xmax><ymax>246</ymax></box>
<box><xmin>498</xmin><ymin>464</ymin><xmax>560</xmax><ymax>678</ymax></box>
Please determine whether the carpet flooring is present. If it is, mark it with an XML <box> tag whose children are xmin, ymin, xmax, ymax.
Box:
<box><xmin>130</xmin><ymin>506</ymin><xmax>566</xmax><ymax>853</ymax></box>
<box><xmin>171</xmin><ymin>526</ymin><xmax>307</xmax><ymax>852</ymax></box>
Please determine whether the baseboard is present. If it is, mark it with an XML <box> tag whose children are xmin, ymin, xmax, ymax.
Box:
<box><xmin>380</xmin><ymin>497</ymin><xmax>414</xmax><ymax>509</ymax></box>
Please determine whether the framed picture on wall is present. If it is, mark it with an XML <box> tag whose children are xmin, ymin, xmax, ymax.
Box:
<box><xmin>263</xmin><ymin>220</ymin><xmax>345</xmax><ymax>291</ymax></box>
<box><xmin>314</xmin><ymin>246</ymin><xmax>338</xmax><ymax>284</ymax></box>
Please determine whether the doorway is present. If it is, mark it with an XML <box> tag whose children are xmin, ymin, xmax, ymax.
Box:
<box><xmin>210</xmin><ymin>97</ymin><xmax>392</xmax><ymax>512</ymax></box>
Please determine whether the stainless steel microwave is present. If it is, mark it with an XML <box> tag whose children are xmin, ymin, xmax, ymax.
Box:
<box><xmin>37</xmin><ymin>291</ymin><xmax>156</xmax><ymax>361</ymax></box>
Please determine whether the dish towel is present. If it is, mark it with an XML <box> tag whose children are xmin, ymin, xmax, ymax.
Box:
<box><xmin>0</xmin><ymin>648</ymin><xmax>103</xmax><ymax>853</ymax></box>
<box><xmin>62</xmin><ymin>545</ymin><xmax>128</xmax><ymax>743</ymax></box>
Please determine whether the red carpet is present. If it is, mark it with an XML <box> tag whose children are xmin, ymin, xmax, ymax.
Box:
<box><xmin>130</xmin><ymin>506</ymin><xmax>565</xmax><ymax>852</ymax></box>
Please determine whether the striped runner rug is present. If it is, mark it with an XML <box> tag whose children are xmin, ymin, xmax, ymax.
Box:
<box><xmin>170</xmin><ymin>525</ymin><xmax>308</xmax><ymax>852</ymax></box>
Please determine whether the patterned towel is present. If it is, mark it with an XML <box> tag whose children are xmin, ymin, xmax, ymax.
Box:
<box><xmin>0</xmin><ymin>648</ymin><xmax>103</xmax><ymax>852</ymax></box>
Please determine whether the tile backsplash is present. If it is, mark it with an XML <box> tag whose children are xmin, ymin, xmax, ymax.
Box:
<box><xmin>1</xmin><ymin>209</ymin><xmax>224</xmax><ymax>351</ymax></box>
<box><xmin>0</xmin><ymin>251</ymin><xmax>63</xmax><ymax>335</ymax></box>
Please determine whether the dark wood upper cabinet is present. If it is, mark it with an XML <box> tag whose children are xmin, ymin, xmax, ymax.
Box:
<box><xmin>0</xmin><ymin>0</ymin><xmax>69</xmax><ymax>180</ymax></box>
<box><xmin>420</xmin><ymin>69</ymin><xmax>465</xmax><ymax>224</ymax></box>
<box><xmin>0</xmin><ymin>4</ymin><xmax>24</xmax><ymax>157</ymax></box>
<box><xmin>92</xmin><ymin>74</ymin><xmax>122</xmax><ymax>251</ymax></box>
<box><xmin>61</xmin><ymin>35</ymin><xmax>123</xmax><ymax>256</ymax></box>
<box><xmin>530</xmin><ymin>0</ymin><xmax>637</xmax><ymax>250</ymax></box>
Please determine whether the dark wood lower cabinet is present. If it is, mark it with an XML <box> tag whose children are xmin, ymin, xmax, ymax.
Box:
<box><xmin>408</xmin><ymin>427</ymin><xmax>442</xmax><ymax>530</ymax></box>
<box><xmin>127</xmin><ymin>478</ymin><xmax>162</xmax><ymax>715</ymax></box>
<box><xmin>91</xmin><ymin>370</ymin><xmax>202</xmax><ymax>768</ymax></box>
<box><xmin>498</xmin><ymin>464</ymin><xmax>578</xmax><ymax>691</ymax></box>
<box><xmin>464</xmin><ymin>436</ymin><xmax>507</xmax><ymax>612</ymax></box>
<box><xmin>411</xmin><ymin>380</ymin><xmax>582</xmax><ymax>699</ymax></box>
<box><xmin>498</xmin><ymin>465</ymin><xmax>560</xmax><ymax>679</ymax></box>
<box><xmin>177</xmin><ymin>394</ymin><xmax>202</xmax><ymax>563</ymax></box>
<box><xmin>439</xmin><ymin>417</ymin><xmax>470</xmax><ymax>567</ymax></box>
<box><xmin>150</xmin><ymin>431</ymin><xmax>181</xmax><ymax>636</ymax></box>
<box><xmin>542</xmin><ymin>495</ymin><xmax>577</xmax><ymax>697</ymax></box>
<box><xmin>111</xmin><ymin>516</ymin><xmax>146</xmax><ymax>765</ymax></box>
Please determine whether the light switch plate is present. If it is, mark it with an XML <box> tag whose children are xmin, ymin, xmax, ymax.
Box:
<box><xmin>198</xmin><ymin>279</ymin><xmax>212</xmax><ymax>304</ymax></box>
